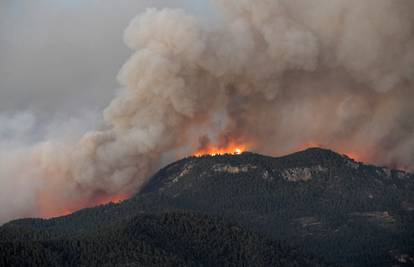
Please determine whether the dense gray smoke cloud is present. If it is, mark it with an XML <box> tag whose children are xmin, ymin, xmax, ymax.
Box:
<box><xmin>1</xmin><ymin>0</ymin><xmax>413</xmax><ymax>224</ymax></box>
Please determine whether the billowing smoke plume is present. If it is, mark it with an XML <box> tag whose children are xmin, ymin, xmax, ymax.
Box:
<box><xmin>1</xmin><ymin>0</ymin><xmax>413</xmax><ymax>224</ymax></box>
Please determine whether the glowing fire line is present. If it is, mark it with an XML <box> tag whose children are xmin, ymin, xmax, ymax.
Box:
<box><xmin>38</xmin><ymin>193</ymin><xmax>128</xmax><ymax>219</ymax></box>
<box><xmin>194</xmin><ymin>143</ymin><xmax>247</xmax><ymax>157</ymax></box>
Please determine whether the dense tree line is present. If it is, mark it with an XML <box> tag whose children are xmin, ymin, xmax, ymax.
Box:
<box><xmin>0</xmin><ymin>212</ymin><xmax>327</xmax><ymax>267</ymax></box>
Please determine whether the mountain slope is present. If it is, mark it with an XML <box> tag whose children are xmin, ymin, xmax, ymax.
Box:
<box><xmin>2</xmin><ymin>148</ymin><xmax>413</xmax><ymax>266</ymax></box>
<box><xmin>138</xmin><ymin>148</ymin><xmax>414</xmax><ymax>266</ymax></box>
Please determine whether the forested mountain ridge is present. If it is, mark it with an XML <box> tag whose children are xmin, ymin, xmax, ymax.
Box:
<box><xmin>1</xmin><ymin>148</ymin><xmax>413</xmax><ymax>266</ymax></box>
<box><xmin>138</xmin><ymin>148</ymin><xmax>414</xmax><ymax>266</ymax></box>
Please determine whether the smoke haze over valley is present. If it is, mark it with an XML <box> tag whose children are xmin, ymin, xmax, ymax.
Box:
<box><xmin>0</xmin><ymin>0</ymin><xmax>414</xmax><ymax>224</ymax></box>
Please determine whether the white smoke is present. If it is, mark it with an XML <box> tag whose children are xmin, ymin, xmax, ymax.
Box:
<box><xmin>0</xmin><ymin>0</ymin><xmax>413</xmax><ymax>224</ymax></box>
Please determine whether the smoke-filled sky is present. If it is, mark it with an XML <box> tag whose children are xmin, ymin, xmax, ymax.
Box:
<box><xmin>0</xmin><ymin>0</ymin><xmax>212</xmax><ymax>116</ymax></box>
<box><xmin>0</xmin><ymin>0</ymin><xmax>413</xmax><ymax>224</ymax></box>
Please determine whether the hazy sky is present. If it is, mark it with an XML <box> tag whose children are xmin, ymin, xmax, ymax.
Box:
<box><xmin>0</xmin><ymin>0</ymin><xmax>213</xmax><ymax>119</ymax></box>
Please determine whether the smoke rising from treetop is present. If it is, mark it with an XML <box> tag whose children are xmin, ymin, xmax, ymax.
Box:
<box><xmin>0</xmin><ymin>0</ymin><xmax>413</xmax><ymax>223</ymax></box>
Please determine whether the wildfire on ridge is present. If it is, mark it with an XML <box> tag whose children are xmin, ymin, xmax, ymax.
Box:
<box><xmin>36</xmin><ymin>142</ymin><xmax>373</xmax><ymax>220</ymax></box>
<box><xmin>192</xmin><ymin>139</ymin><xmax>368</xmax><ymax>163</ymax></box>
<box><xmin>194</xmin><ymin>142</ymin><xmax>248</xmax><ymax>157</ymax></box>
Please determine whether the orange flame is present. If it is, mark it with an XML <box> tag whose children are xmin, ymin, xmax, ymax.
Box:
<box><xmin>38</xmin><ymin>193</ymin><xmax>129</xmax><ymax>219</ymax></box>
<box><xmin>194</xmin><ymin>142</ymin><xmax>248</xmax><ymax>157</ymax></box>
